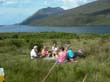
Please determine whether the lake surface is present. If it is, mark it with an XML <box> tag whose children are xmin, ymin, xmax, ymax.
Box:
<box><xmin>0</xmin><ymin>25</ymin><xmax>110</xmax><ymax>34</ymax></box>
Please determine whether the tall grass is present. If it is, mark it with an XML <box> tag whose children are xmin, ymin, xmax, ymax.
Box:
<box><xmin>0</xmin><ymin>32</ymin><xmax>110</xmax><ymax>82</ymax></box>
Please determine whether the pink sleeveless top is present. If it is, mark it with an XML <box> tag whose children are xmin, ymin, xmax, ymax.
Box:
<box><xmin>58</xmin><ymin>51</ymin><xmax>67</xmax><ymax>63</ymax></box>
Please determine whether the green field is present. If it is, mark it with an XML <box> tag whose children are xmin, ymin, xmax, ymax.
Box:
<box><xmin>0</xmin><ymin>32</ymin><xmax>110</xmax><ymax>82</ymax></box>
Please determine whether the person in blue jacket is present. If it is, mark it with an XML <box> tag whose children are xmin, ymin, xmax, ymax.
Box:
<box><xmin>67</xmin><ymin>48</ymin><xmax>77</xmax><ymax>62</ymax></box>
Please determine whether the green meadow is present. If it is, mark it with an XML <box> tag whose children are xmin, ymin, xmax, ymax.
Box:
<box><xmin>0</xmin><ymin>32</ymin><xmax>110</xmax><ymax>82</ymax></box>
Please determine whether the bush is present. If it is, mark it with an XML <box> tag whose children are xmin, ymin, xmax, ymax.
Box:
<box><xmin>9</xmin><ymin>39</ymin><xmax>25</xmax><ymax>48</ymax></box>
<box><xmin>11</xmin><ymin>34</ymin><xmax>19</xmax><ymax>39</ymax></box>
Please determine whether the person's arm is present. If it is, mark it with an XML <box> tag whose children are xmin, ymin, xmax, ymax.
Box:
<box><xmin>52</xmin><ymin>46</ymin><xmax>54</xmax><ymax>51</ymax></box>
<box><xmin>41</xmin><ymin>49</ymin><xmax>45</xmax><ymax>56</ymax></box>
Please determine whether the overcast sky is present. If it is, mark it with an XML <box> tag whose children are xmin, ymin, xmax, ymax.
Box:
<box><xmin>0</xmin><ymin>0</ymin><xmax>97</xmax><ymax>25</ymax></box>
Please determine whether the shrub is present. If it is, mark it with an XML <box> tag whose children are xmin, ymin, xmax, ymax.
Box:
<box><xmin>9</xmin><ymin>39</ymin><xmax>25</xmax><ymax>48</ymax></box>
<box><xmin>11</xmin><ymin>34</ymin><xmax>19</xmax><ymax>39</ymax></box>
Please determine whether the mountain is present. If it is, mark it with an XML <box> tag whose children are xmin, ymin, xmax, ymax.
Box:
<box><xmin>22</xmin><ymin>0</ymin><xmax>110</xmax><ymax>26</ymax></box>
<box><xmin>22</xmin><ymin>7</ymin><xmax>65</xmax><ymax>25</ymax></box>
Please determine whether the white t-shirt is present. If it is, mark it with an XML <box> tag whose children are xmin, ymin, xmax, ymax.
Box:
<box><xmin>52</xmin><ymin>46</ymin><xmax>58</xmax><ymax>54</ymax></box>
<box><xmin>30</xmin><ymin>49</ymin><xmax>37</xmax><ymax>59</ymax></box>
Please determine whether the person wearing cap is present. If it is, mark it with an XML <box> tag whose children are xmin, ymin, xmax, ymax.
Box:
<box><xmin>30</xmin><ymin>45</ymin><xmax>38</xmax><ymax>59</ymax></box>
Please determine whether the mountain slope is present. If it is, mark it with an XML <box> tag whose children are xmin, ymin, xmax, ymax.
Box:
<box><xmin>22</xmin><ymin>0</ymin><xmax>110</xmax><ymax>26</ymax></box>
<box><xmin>22</xmin><ymin>7</ymin><xmax>65</xmax><ymax>25</ymax></box>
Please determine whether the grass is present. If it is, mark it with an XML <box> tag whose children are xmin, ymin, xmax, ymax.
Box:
<box><xmin>0</xmin><ymin>32</ymin><xmax>110</xmax><ymax>82</ymax></box>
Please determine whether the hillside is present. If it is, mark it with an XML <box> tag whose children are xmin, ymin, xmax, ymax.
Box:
<box><xmin>22</xmin><ymin>0</ymin><xmax>110</xmax><ymax>26</ymax></box>
<box><xmin>22</xmin><ymin>7</ymin><xmax>65</xmax><ymax>25</ymax></box>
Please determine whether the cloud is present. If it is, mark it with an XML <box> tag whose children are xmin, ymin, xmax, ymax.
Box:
<box><xmin>0</xmin><ymin>0</ymin><xmax>17</xmax><ymax>5</ymax></box>
<box><xmin>57</xmin><ymin>0</ymin><xmax>97</xmax><ymax>9</ymax></box>
<box><xmin>43</xmin><ymin>0</ymin><xmax>97</xmax><ymax>9</ymax></box>
<box><xmin>0</xmin><ymin>0</ymin><xmax>33</xmax><ymax>6</ymax></box>
<box><xmin>0</xmin><ymin>0</ymin><xmax>97</xmax><ymax>9</ymax></box>
<box><xmin>44</xmin><ymin>0</ymin><xmax>48</xmax><ymax>6</ymax></box>
<box><xmin>61</xmin><ymin>0</ymin><xmax>81</xmax><ymax>8</ymax></box>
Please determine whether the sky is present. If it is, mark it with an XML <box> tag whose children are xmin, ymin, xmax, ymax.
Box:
<box><xmin>0</xmin><ymin>0</ymin><xmax>97</xmax><ymax>25</ymax></box>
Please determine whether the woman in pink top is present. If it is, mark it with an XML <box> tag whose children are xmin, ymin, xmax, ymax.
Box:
<box><xmin>41</xmin><ymin>46</ymin><xmax>49</xmax><ymax>57</ymax></box>
<box><xmin>57</xmin><ymin>47</ymin><xmax>67</xmax><ymax>63</ymax></box>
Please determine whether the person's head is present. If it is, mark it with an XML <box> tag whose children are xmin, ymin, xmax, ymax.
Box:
<box><xmin>59</xmin><ymin>47</ymin><xmax>64</xmax><ymax>51</ymax></box>
<box><xmin>69</xmin><ymin>48</ymin><xmax>72</xmax><ymax>50</ymax></box>
<box><xmin>43</xmin><ymin>46</ymin><xmax>46</xmax><ymax>49</ymax></box>
<box><xmin>45</xmin><ymin>47</ymin><xmax>48</xmax><ymax>50</ymax></box>
<box><xmin>78</xmin><ymin>49</ymin><xmax>84</xmax><ymax>53</ymax></box>
<box><xmin>33</xmin><ymin>45</ymin><xmax>38</xmax><ymax>49</ymax></box>
<box><xmin>53</xmin><ymin>43</ymin><xmax>57</xmax><ymax>47</ymax></box>
<box><xmin>43</xmin><ymin>46</ymin><xmax>48</xmax><ymax>50</ymax></box>
<box><xmin>65</xmin><ymin>47</ymin><xmax>69</xmax><ymax>51</ymax></box>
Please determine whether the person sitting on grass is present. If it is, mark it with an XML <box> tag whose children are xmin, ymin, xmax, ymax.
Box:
<box><xmin>41</xmin><ymin>46</ymin><xmax>49</xmax><ymax>57</ymax></box>
<box><xmin>67</xmin><ymin>47</ymin><xmax>77</xmax><ymax>62</ymax></box>
<box><xmin>30</xmin><ymin>45</ymin><xmax>38</xmax><ymax>59</ymax></box>
<box><xmin>57</xmin><ymin>47</ymin><xmax>67</xmax><ymax>64</ymax></box>
<box><xmin>52</xmin><ymin>43</ymin><xmax>59</xmax><ymax>57</ymax></box>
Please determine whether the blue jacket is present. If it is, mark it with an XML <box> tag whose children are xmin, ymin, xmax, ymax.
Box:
<box><xmin>67</xmin><ymin>49</ymin><xmax>75</xmax><ymax>58</ymax></box>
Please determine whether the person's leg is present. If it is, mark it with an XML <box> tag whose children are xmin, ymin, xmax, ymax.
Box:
<box><xmin>55</xmin><ymin>58</ymin><xmax>60</xmax><ymax>64</ymax></box>
<box><xmin>74</xmin><ymin>52</ymin><xmax>79</xmax><ymax>58</ymax></box>
<box><xmin>70</xmin><ymin>58</ymin><xmax>75</xmax><ymax>62</ymax></box>
<box><xmin>66</xmin><ymin>57</ymin><xmax>70</xmax><ymax>62</ymax></box>
<box><xmin>31</xmin><ymin>55</ymin><xmax>39</xmax><ymax>59</ymax></box>
<box><xmin>70</xmin><ymin>58</ymin><xmax>78</xmax><ymax>62</ymax></box>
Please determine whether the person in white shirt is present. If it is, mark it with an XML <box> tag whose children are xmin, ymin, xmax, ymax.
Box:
<box><xmin>30</xmin><ymin>45</ymin><xmax>38</xmax><ymax>59</ymax></box>
<box><xmin>52</xmin><ymin>44</ymin><xmax>59</xmax><ymax>56</ymax></box>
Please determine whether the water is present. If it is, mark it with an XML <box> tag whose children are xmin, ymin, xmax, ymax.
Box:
<box><xmin>0</xmin><ymin>25</ymin><xmax>110</xmax><ymax>34</ymax></box>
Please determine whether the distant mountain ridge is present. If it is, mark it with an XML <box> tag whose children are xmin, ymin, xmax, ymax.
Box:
<box><xmin>22</xmin><ymin>7</ymin><xmax>65</xmax><ymax>25</ymax></box>
<box><xmin>36</xmin><ymin>7</ymin><xmax>64</xmax><ymax>15</ymax></box>
<box><xmin>22</xmin><ymin>0</ymin><xmax>110</xmax><ymax>26</ymax></box>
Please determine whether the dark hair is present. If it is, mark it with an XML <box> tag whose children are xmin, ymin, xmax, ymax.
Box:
<box><xmin>60</xmin><ymin>47</ymin><xmax>64</xmax><ymax>51</ymax></box>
